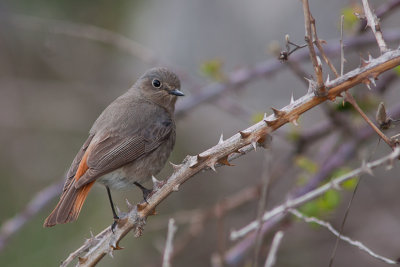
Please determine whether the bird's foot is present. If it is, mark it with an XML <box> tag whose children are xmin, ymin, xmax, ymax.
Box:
<box><xmin>111</xmin><ymin>216</ymin><xmax>120</xmax><ymax>233</ymax></box>
<box><xmin>133</xmin><ymin>182</ymin><xmax>153</xmax><ymax>203</ymax></box>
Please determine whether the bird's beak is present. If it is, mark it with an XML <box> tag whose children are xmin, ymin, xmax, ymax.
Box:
<box><xmin>169</xmin><ymin>89</ymin><xmax>185</xmax><ymax>96</ymax></box>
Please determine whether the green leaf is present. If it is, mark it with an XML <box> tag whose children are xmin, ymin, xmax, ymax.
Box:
<box><xmin>251</xmin><ymin>112</ymin><xmax>264</xmax><ymax>123</ymax></box>
<box><xmin>199</xmin><ymin>59</ymin><xmax>225</xmax><ymax>81</ymax></box>
<box><xmin>394</xmin><ymin>66</ymin><xmax>400</xmax><ymax>76</ymax></box>
<box><xmin>295</xmin><ymin>156</ymin><xmax>318</xmax><ymax>174</ymax></box>
<box><xmin>341</xmin><ymin>4</ymin><xmax>362</xmax><ymax>30</ymax></box>
<box><xmin>317</xmin><ymin>190</ymin><xmax>341</xmax><ymax>212</ymax></box>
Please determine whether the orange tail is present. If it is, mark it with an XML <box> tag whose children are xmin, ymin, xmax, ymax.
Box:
<box><xmin>43</xmin><ymin>181</ymin><xmax>95</xmax><ymax>227</ymax></box>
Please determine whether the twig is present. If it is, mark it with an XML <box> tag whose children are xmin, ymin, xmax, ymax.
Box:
<box><xmin>289</xmin><ymin>209</ymin><xmax>398</xmax><ymax>265</ymax></box>
<box><xmin>301</xmin><ymin>0</ymin><xmax>325</xmax><ymax>96</ymax></box>
<box><xmin>253</xmin><ymin>153</ymin><xmax>272</xmax><ymax>267</ymax></box>
<box><xmin>310</xmin><ymin>14</ymin><xmax>340</xmax><ymax>78</ymax></box>
<box><xmin>263</xmin><ymin>231</ymin><xmax>284</xmax><ymax>267</ymax></box>
<box><xmin>230</xmin><ymin>147</ymin><xmax>400</xmax><ymax>240</ymax></box>
<box><xmin>361</xmin><ymin>0</ymin><xmax>389</xmax><ymax>54</ymax></box>
<box><xmin>345</xmin><ymin>92</ymin><xmax>394</xmax><ymax>149</ymax></box>
<box><xmin>0</xmin><ymin>181</ymin><xmax>63</xmax><ymax>251</ymax></box>
<box><xmin>340</xmin><ymin>15</ymin><xmax>345</xmax><ymax>76</ymax></box>
<box><xmin>358</xmin><ymin>0</ymin><xmax>400</xmax><ymax>33</ymax></box>
<box><xmin>162</xmin><ymin>218</ymin><xmax>177</xmax><ymax>267</ymax></box>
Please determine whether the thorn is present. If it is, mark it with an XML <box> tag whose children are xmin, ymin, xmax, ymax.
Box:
<box><xmin>108</xmin><ymin>248</ymin><xmax>114</xmax><ymax>258</ymax></box>
<box><xmin>251</xmin><ymin>141</ymin><xmax>257</xmax><ymax>151</ymax></box>
<box><xmin>264</xmin><ymin>119</ymin><xmax>275</xmax><ymax>127</ymax></box>
<box><xmin>361</xmin><ymin>160</ymin><xmax>374</xmax><ymax>176</ymax></box>
<box><xmin>189</xmin><ymin>154</ymin><xmax>208</xmax><ymax>168</ymax></box>
<box><xmin>218</xmin><ymin>155</ymin><xmax>234</xmax><ymax>166</ymax></box>
<box><xmin>368</xmin><ymin>77</ymin><xmax>376</xmax><ymax>87</ymax></box>
<box><xmin>116</xmin><ymin>206</ymin><xmax>121</xmax><ymax>214</ymax></box>
<box><xmin>316</xmin><ymin>56</ymin><xmax>322</xmax><ymax>67</ymax></box>
<box><xmin>331</xmin><ymin>181</ymin><xmax>342</xmax><ymax>191</ymax></box>
<box><xmin>239</xmin><ymin>131</ymin><xmax>251</xmax><ymax>138</ymax></box>
<box><xmin>137</xmin><ymin>203</ymin><xmax>147</xmax><ymax>211</ymax></box>
<box><xmin>152</xmin><ymin>175</ymin><xmax>165</xmax><ymax>190</ymax></box>
<box><xmin>207</xmin><ymin>160</ymin><xmax>217</xmax><ymax>172</ymax></box>
<box><xmin>263</xmin><ymin>113</ymin><xmax>268</xmax><ymax>120</ymax></box>
<box><xmin>126</xmin><ymin>198</ymin><xmax>133</xmax><ymax>209</ymax></box>
<box><xmin>291</xmin><ymin>118</ymin><xmax>299</xmax><ymax>126</ymax></box>
<box><xmin>368</xmin><ymin>53</ymin><xmax>373</xmax><ymax>62</ymax></box>
<box><xmin>169</xmin><ymin>161</ymin><xmax>182</xmax><ymax>172</ymax></box>
<box><xmin>360</xmin><ymin>57</ymin><xmax>369</xmax><ymax>68</ymax></box>
<box><xmin>149</xmin><ymin>208</ymin><xmax>157</xmax><ymax>216</ymax></box>
<box><xmin>218</xmin><ymin>133</ymin><xmax>224</xmax><ymax>145</ymax></box>
<box><xmin>305</xmin><ymin>77</ymin><xmax>316</xmax><ymax>94</ymax></box>
<box><xmin>271</xmin><ymin>107</ymin><xmax>286</xmax><ymax>117</ymax></box>
<box><xmin>290</xmin><ymin>93</ymin><xmax>295</xmax><ymax>104</ymax></box>
<box><xmin>197</xmin><ymin>154</ymin><xmax>209</xmax><ymax>161</ymax></box>
<box><xmin>257</xmin><ymin>134</ymin><xmax>272</xmax><ymax>148</ymax></box>
<box><xmin>172</xmin><ymin>184</ymin><xmax>180</xmax><ymax>191</ymax></box>
<box><xmin>325</xmin><ymin>74</ymin><xmax>330</xmax><ymax>84</ymax></box>
<box><xmin>78</xmin><ymin>257</ymin><xmax>88</xmax><ymax>264</ymax></box>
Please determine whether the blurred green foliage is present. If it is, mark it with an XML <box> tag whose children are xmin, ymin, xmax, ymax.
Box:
<box><xmin>199</xmin><ymin>59</ymin><xmax>225</xmax><ymax>81</ymax></box>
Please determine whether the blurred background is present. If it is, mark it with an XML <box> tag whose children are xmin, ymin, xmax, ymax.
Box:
<box><xmin>1</xmin><ymin>0</ymin><xmax>400</xmax><ymax>266</ymax></box>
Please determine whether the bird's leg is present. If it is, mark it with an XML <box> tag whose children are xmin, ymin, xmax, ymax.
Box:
<box><xmin>133</xmin><ymin>182</ymin><xmax>152</xmax><ymax>203</ymax></box>
<box><xmin>106</xmin><ymin>186</ymin><xmax>119</xmax><ymax>232</ymax></box>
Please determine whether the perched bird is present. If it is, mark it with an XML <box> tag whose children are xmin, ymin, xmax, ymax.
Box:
<box><xmin>44</xmin><ymin>67</ymin><xmax>184</xmax><ymax>227</ymax></box>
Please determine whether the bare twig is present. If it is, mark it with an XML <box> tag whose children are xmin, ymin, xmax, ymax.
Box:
<box><xmin>162</xmin><ymin>218</ymin><xmax>177</xmax><ymax>267</ymax></box>
<box><xmin>263</xmin><ymin>231</ymin><xmax>284</xmax><ymax>267</ymax></box>
<box><xmin>253</xmin><ymin>153</ymin><xmax>272</xmax><ymax>267</ymax></box>
<box><xmin>345</xmin><ymin>92</ymin><xmax>394</xmax><ymax>148</ymax></box>
<box><xmin>230</xmin><ymin>147</ymin><xmax>400</xmax><ymax>240</ymax></box>
<box><xmin>310</xmin><ymin>14</ymin><xmax>340</xmax><ymax>78</ymax></box>
<box><xmin>0</xmin><ymin>181</ymin><xmax>63</xmax><ymax>251</ymax></box>
<box><xmin>358</xmin><ymin>0</ymin><xmax>400</xmax><ymax>33</ymax></box>
<box><xmin>301</xmin><ymin>0</ymin><xmax>325</xmax><ymax>96</ymax></box>
<box><xmin>290</xmin><ymin>209</ymin><xmax>398</xmax><ymax>265</ymax></box>
<box><xmin>361</xmin><ymin>0</ymin><xmax>389</xmax><ymax>54</ymax></box>
<box><xmin>340</xmin><ymin>15</ymin><xmax>345</xmax><ymax>76</ymax></box>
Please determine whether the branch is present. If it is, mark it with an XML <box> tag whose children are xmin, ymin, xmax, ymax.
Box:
<box><xmin>263</xmin><ymin>231</ymin><xmax>284</xmax><ymax>267</ymax></box>
<box><xmin>162</xmin><ymin>218</ymin><xmax>177</xmax><ymax>267</ymax></box>
<box><xmin>361</xmin><ymin>0</ymin><xmax>389</xmax><ymax>54</ymax></box>
<box><xmin>62</xmin><ymin>49</ymin><xmax>400</xmax><ymax>266</ymax></box>
<box><xmin>358</xmin><ymin>0</ymin><xmax>400</xmax><ymax>32</ymax></box>
<box><xmin>289</xmin><ymin>209</ymin><xmax>398</xmax><ymax>265</ymax></box>
<box><xmin>301</xmin><ymin>0</ymin><xmax>325</xmax><ymax>95</ymax></box>
<box><xmin>0</xmin><ymin>181</ymin><xmax>62</xmax><ymax>251</ymax></box>
<box><xmin>230</xmin><ymin>147</ymin><xmax>400</xmax><ymax>240</ymax></box>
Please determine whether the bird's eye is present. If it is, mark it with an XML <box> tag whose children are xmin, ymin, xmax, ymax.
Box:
<box><xmin>152</xmin><ymin>79</ymin><xmax>162</xmax><ymax>88</ymax></box>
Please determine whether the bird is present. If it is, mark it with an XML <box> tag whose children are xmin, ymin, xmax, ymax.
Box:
<box><xmin>44</xmin><ymin>67</ymin><xmax>184</xmax><ymax>227</ymax></box>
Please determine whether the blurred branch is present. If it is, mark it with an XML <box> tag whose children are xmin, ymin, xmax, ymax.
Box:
<box><xmin>0</xmin><ymin>181</ymin><xmax>62</xmax><ymax>251</ymax></box>
<box><xmin>162</xmin><ymin>218</ymin><xmax>177</xmax><ymax>267</ymax></box>
<box><xmin>289</xmin><ymin>209</ymin><xmax>398</xmax><ymax>265</ymax></box>
<box><xmin>230</xmin><ymin>147</ymin><xmax>400</xmax><ymax>240</ymax></box>
<box><xmin>263</xmin><ymin>231</ymin><xmax>284</xmax><ymax>267</ymax></box>
<box><xmin>63</xmin><ymin>50</ymin><xmax>400</xmax><ymax>266</ymax></box>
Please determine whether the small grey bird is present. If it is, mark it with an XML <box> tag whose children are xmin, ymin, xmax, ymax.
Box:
<box><xmin>44</xmin><ymin>67</ymin><xmax>184</xmax><ymax>227</ymax></box>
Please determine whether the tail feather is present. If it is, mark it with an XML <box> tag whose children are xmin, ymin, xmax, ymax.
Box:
<box><xmin>43</xmin><ymin>181</ymin><xmax>95</xmax><ymax>227</ymax></box>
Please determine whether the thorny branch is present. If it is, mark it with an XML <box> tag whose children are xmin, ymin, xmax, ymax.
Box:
<box><xmin>361</xmin><ymin>0</ymin><xmax>389</xmax><ymax>54</ymax></box>
<box><xmin>63</xmin><ymin>50</ymin><xmax>400</xmax><ymax>266</ymax></box>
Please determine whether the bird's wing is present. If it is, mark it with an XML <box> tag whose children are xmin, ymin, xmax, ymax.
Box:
<box><xmin>74</xmin><ymin>118</ymin><xmax>174</xmax><ymax>188</ymax></box>
<box><xmin>61</xmin><ymin>134</ymin><xmax>95</xmax><ymax>193</ymax></box>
